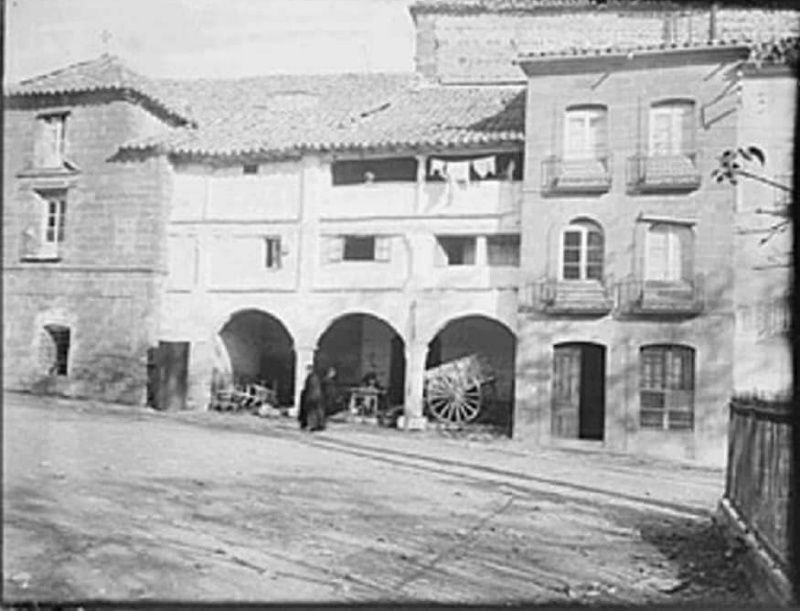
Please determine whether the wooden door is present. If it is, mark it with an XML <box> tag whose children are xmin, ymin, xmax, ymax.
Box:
<box><xmin>552</xmin><ymin>345</ymin><xmax>581</xmax><ymax>438</ymax></box>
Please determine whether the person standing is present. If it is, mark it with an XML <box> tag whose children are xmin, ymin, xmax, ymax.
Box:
<box><xmin>300</xmin><ymin>365</ymin><xmax>322</xmax><ymax>431</ymax></box>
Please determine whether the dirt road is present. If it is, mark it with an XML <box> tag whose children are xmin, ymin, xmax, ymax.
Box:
<box><xmin>2</xmin><ymin>392</ymin><xmax>752</xmax><ymax>604</ymax></box>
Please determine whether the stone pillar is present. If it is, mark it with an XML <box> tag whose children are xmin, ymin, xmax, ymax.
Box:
<box><xmin>476</xmin><ymin>235</ymin><xmax>488</xmax><ymax>267</ymax></box>
<box><xmin>415</xmin><ymin>155</ymin><xmax>427</xmax><ymax>214</ymax></box>
<box><xmin>292</xmin><ymin>346</ymin><xmax>316</xmax><ymax>416</ymax></box>
<box><xmin>402</xmin><ymin>341</ymin><xmax>428</xmax><ymax>430</ymax></box>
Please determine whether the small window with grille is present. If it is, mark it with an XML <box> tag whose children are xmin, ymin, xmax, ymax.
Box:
<box><xmin>264</xmin><ymin>236</ymin><xmax>282</xmax><ymax>269</ymax></box>
<box><xmin>639</xmin><ymin>344</ymin><xmax>695</xmax><ymax>431</ymax></box>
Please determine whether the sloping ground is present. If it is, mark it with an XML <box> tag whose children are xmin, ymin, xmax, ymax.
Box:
<box><xmin>3</xmin><ymin>392</ymin><xmax>752</xmax><ymax>604</ymax></box>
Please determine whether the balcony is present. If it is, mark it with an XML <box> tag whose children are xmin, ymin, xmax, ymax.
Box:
<box><xmin>521</xmin><ymin>279</ymin><xmax>613</xmax><ymax>316</ymax></box>
<box><xmin>627</xmin><ymin>153</ymin><xmax>701</xmax><ymax>193</ymax></box>
<box><xmin>541</xmin><ymin>155</ymin><xmax>612</xmax><ymax>195</ymax></box>
<box><xmin>616</xmin><ymin>276</ymin><xmax>705</xmax><ymax>317</ymax></box>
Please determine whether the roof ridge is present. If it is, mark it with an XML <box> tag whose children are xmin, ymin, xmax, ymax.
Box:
<box><xmin>16</xmin><ymin>53</ymin><xmax>129</xmax><ymax>87</ymax></box>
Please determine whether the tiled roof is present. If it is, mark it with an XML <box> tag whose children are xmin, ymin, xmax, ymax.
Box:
<box><xmin>516</xmin><ymin>35</ymin><xmax>799</xmax><ymax>64</ymax></box>
<box><xmin>517</xmin><ymin>38</ymin><xmax>757</xmax><ymax>62</ymax></box>
<box><xmin>5</xmin><ymin>54</ymin><xmax>194</xmax><ymax>125</ymax></box>
<box><xmin>123</xmin><ymin>83</ymin><xmax>526</xmax><ymax>157</ymax></box>
<box><xmin>409</xmin><ymin>0</ymin><xmax>790</xmax><ymax>14</ymax></box>
<box><xmin>409</xmin><ymin>0</ymin><xmax>681</xmax><ymax>16</ymax></box>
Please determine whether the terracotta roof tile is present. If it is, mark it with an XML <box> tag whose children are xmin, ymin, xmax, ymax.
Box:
<box><xmin>409</xmin><ymin>0</ymin><xmax>680</xmax><ymax>16</ymax></box>
<box><xmin>517</xmin><ymin>37</ymin><xmax>759</xmax><ymax>61</ymax></box>
<box><xmin>124</xmin><ymin>82</ymin><xmax>525</xmax><ymax>157</ymax></box>
<box><xmin>5</xmin><ymin>54</ymin><xmax>194</xmax><ymax>125</ymax></box>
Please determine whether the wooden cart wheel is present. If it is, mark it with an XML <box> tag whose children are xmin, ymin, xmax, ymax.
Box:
<box><xmin>425</xmin><ymin>373</ymin><xmax>482</xmax><ymax>424</ymax></box>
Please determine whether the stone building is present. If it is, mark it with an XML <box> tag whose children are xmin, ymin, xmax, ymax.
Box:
<box><xmin>3</xmin><ymin>0</ymin><xmax>796</xmax><ymax>465</ymax></box>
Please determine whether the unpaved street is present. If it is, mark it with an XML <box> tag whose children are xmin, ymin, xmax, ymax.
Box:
<box><xmin>3</xmin><ymin>392</ymin><xmax>752</xmax><ymax>604</ymax></box>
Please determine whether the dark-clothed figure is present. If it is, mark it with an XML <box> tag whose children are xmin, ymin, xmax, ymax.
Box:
<box><xmin>321</xmin><ymin>367</ymin><xmax>337</xmax><ymax>422</ymax></box>
<box><xmin>300</xmin><ymin>366</ymin><xmax>325</xmax><ymax>431</ymax></box>
<box><xmin>298</xmin><ymin>365</ymin><xmax>313</xmax><ymax>429</ymax></box>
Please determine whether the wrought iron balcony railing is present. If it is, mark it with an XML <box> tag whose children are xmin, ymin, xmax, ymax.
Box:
<box><xmin>521</xmin><ymin>279</ymin><xmax>613</xmax><ymax>316</ymax></box>
<box><xmin>627</xmin><ymin>152</ymin><xmax>701</xmax><ymax>192</ymax></box>
<box><xmin>541</xmin><ymin>154</ymin><xmax>612</xmax><ymax>195</ymax></box>
<box><xmin>616</xmin><ymin>275</ymin><xmax>705</xmax><ymax>317</ymax></box>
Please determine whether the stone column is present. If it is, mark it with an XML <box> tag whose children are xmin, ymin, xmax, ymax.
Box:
<box><xmin>292</xmin><ymin>346</ymin><xmax>316</xmax><ymax>416</ymax></box>
<box><xmin>415</xmin><ymin>155</ymin><xmax>427</xmax><ymax>214</ymax></box>
<box><xmin>402</xmin><ymin>341</ymin><xmax>428</xmax><ymax>430</ymax></box>
<box><xmin>476</xmin><ymin>235</ymin><xmax>488</xmax><ymax>267</ymax></box>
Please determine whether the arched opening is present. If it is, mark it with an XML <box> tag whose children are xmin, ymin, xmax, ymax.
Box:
<box><xmin>219</xmin><ymin>309</ymin><xmax>295</xmax><ymax>407</ymax></box>
<box><xmin>426</xmin><ymin>315</ymin><xmax>516</xmax><ymax>434</ymax></box>
<box><xmin>552</xmin><ymin>342</ymin><xmax>606</xmax><ymax>441</ymax></box>
<box><xmin>316</xmin><ymin>313</ymin><xmax>406</xmax><ymax>413</ymax></box>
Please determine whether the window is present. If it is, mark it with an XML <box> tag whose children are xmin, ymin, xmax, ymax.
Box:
<box><xmin>561</xmin><ymin>220</ymin><xmax>603</xmax><ymax>281</ymax></box>
<box><xmin>23</xmin><ymin>189</ymin><xmax>67</xmax><ymax>261</ymax></box>
<box><xmin>645</xmin><ymin>223</ymin><xmax>692</xmax><ymax>282</ymax></box>
<box><xmin>649</xmin><ymin>101</ymin><xmax>695</xmax><ymax>156</ymax></box>
<box><xmin>264</xmin><ymin>236</ymin><xmax>282</xmax><ymax>269</ymax></box>
<box><xmin>332</xmin><ymin>158</ymin><xmax>417</xmax><ymax>185</ymax></box>
<box><xmin>639</xmin><ymin>345</ymin><xmax>695</xmax><ymax>430</ymax></box>
<box><xmin>343</xmin><ymin>236</ymin><xmax>375</xmax><ymax>261</ymax></box>
<box><xmin>35</xmin><ymin>113</ymin><xmax>67</xmax><ymax>168</ymax></box>
<box><xmin>41</xmin><ymin>324</ymin><xmax>71</xmax><ymax>376</ymax></box>
<box><xmin>243</xmin><ymin>164</ymin><xmax>259</xmax><ymax>175</ymax></box>
<box><xmin>437</xmin><ymin>236</ymin><xmax>476</xmax><ymax>266</ymax></box>
<box><xmin>564</xmin><ymin>106</ymin><xmax>607</xmax><ymax>160</ymax></box>
<box><xmin>487</xmin><ymin>234</ymin><xmax>520</xmax><ymax>267</ymax></box>
<box><xmin>328</xmin><ymin>235</ymin><xmax>391</xmax><ymax>262</ymax></box>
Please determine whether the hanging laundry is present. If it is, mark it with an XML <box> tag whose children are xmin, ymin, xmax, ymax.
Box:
<box><xmin>447</xmin><ymin>159</ymin><xmax>471</xmax><ymax>183</ymax></box>
<box><xmin>471</xmin><ymin>156</ymin><xmax>496</xmax><ymax>179</ymax></box>
<box><xmin>430</xmin><ymin>158</ymin><xmax>447</xmax><ymax>179</ymax></box>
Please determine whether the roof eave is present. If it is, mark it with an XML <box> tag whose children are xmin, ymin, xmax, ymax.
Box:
<box><xmin>517</xmin><ymin>43</ymin><xmax>753</xmax><ymax>75</ymax></box>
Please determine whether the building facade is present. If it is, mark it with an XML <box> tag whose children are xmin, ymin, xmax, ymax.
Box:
<box><xmin>3</xmin><ymin>2</ymin><xmax>796</xmax><ymax>466</ymax></box>
<box><xmin>516</xmin><ymin>43</ymin><xmax>753</xmax><ymax>466</ymax></box>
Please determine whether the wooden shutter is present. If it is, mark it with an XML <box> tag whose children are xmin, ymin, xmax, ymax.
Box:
<box><xmin>590</xmin><ymin>109</ymin><xmax>607</xmax><ymax>158</ymax></box>
<box><xmin>666</xmin><ymin>228</ymin><xmax>682</xmax><ymax>282</ymax></box>
<box><xmin>649</xmin><ymin>109</ymin><xmax>671</xmax><ymax>156</ymax></box>
<box><xmin>552</xmin><ymin>345</ymin><xmax>581</xmax><ymax>438</ymax></box>
<box><xmin>327</xmin><ymin>236</ymin><xmax>343</xmax><ymax>262</ymax></box>
<box><xmin>680</xmin><ymin>103</ymin><xmax>695</xmax><ymax>154</ymax></box>
<box><xmin>375</xmin><ymin>236</ymin><xmax>391</xmax><ymax>262</ymax></box>
<box><xmin>678</xmin><ymin>226</ymin><xmax>693</xmax><ymax>281</ymax></box>
<box><xmin>645</xmin><ymin>226</ymin><xmax>668</xmax><ymax>281</ymax></box>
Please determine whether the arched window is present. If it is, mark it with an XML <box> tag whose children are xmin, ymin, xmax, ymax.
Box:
<box><xmin>39</xmin><ymin>324</ymin><xmax>71</xmax><ymax>376</ymax></box>
<box><xmin>639</xmin><ymin>344</ymin><xmax>695</xmax><ymax>430</ymax></box>
<box><xmin>649</xmin><ymin>100</ymin><xmax>695</xmax><ymax>157</ymax></box>
<box><xmin>561</xmin><ymin>219</ymin><xmax>604</xmax><ymax>281</ymax></box>
<box><xmin>645</xmin><ymin>223</ymin><xmax>693</xmax><ymax>282</ymax></box>
<box><xmin>564</xmin><ymin>105</ymin><xmax>608</xmax><ymax>160</ymax></box>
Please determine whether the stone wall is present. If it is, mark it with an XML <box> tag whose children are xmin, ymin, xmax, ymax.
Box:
<box><xmin>414</xmin><ymin>8</ymin><xmax>800</xmax><ymax>82</ymax></box>
<box><xmin>2</xmin><ymin>93</ymin><xmax>172</xmax><ymax>403</ymax></box>
<box><xmin>515</xmin><ymin>50</ymin><xmax>743</xmax><ymax>466</ymax></box>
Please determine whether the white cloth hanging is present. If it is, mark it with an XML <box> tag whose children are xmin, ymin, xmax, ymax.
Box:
<box><xmin>430</xmin><ymin>158</ymin><xmax>447</xmax><ymax>179</ymax></box>
<box><xmin>471</xmin><ymin>156</ymin><xmax>496</xmax><ymax>179</ymax></box>
<box><xmin>447</xmin><ymin>160</ymin><xmax>471</xmax><ymax>183</ymax></box>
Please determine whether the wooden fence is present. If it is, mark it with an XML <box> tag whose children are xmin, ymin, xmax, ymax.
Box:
<box><xmin>724</xmin><ymin>398</ymin><xmax>792</xmax><ymax>572</ymax></box>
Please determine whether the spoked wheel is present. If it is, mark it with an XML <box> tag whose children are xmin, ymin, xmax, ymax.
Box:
<box><xmin>425</xmin><ymin>373</ymin><xmax>482</xmax><ymax>424</ymax></box>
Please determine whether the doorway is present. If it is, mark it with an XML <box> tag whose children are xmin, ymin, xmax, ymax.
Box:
<box><xmin>551</xmin><ymin>342</ymin><xmax>606</xmax><ymax>440</ymax></box>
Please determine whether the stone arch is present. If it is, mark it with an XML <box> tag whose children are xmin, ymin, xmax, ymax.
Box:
<box><xmin>315</xmin><ymin>312</ymin><xmax>407</xmax><ymax>409</ymax></box>
<box><xmin>425</xmin><ymin>314</ymin><xmax>517</xmax><ymax>434</ymax></box>
<box><xmin>217</xmin><ymin>308</ymin><xmax>296</xmax><ymax>406</ymax></box>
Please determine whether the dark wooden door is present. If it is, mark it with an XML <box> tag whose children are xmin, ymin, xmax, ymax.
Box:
<box><xmin>552</xmin><ymin>345</ymin><xmax>581</xmax><ymax>438</ymax></box>
<box><xmin>155</xmin><ymin>341</ymin><xmax>189</xmax><ymax>411</ymax></box>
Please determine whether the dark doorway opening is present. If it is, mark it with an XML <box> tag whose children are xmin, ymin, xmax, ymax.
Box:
<box><xmin>552</xmin><ymin>342</ymin><xmax>606</xmax><ymax>441</ymax></box>
<box><xmin>316</xmin><ymin>313</ymin><xmax>406</xmax><ymax>414</ymax></box>
<box><xmin>219</xmin><ymin>310</ymin><xmax>295</xmax><ymax>407</ymax></box>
